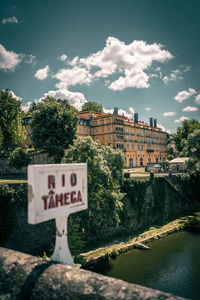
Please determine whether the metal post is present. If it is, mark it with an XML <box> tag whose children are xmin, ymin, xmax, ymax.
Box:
<box><xmin>52</xmin><ymin>215</ymin><xmax>74</xmax><ymax>265</ymax></box>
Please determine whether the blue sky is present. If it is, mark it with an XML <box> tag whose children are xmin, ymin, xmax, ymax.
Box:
<box><xmin>0</xmin><ymin>0</ymin><xmax>200</xmax><ymax>133</ymax></box>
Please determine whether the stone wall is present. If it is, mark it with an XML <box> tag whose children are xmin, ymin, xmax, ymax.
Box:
<box><xmin>0</xmin><ymin>247</ymin><xmax>185</xmax><ymax>300</ymax></box>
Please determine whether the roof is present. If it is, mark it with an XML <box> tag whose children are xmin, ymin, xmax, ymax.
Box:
<box><xmin>168</xmin><ymin>157</ymin><xmax>189</xmax><ymax>164</ymax></box>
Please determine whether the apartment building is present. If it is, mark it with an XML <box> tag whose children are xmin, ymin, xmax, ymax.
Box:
<box><xmin>77</xmin><ymin>108</ymin><xmax>167</xmax><ymax>168</ymax></box>
<box><xmin>23</xmin><ymin>107</ymin><xmax>167</xmax><ymax>168</ymax></box>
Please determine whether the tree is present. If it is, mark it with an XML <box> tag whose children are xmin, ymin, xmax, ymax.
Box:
<box><xmin>183</xmin><ymin>130</ymin><xmax>200</xmax><ymax>173</ymax></box>
<box><xmin>0</xmin><ymin>90</ymin><xmax>26</xmax><ymax>154</ymax></box>
<box><xmin>31</xmin><ymin>97</ymin><xmax>78</xmax><ymax>163</ymax></box>
<box><xmin>173</xmin><ymin>119</ymin><xmax>200</xmax><ymax>152</ymax></box>
<box><xmin>167</xmin><ymin>145</ymin><xmax>175</xmax><ymax>161</ymax></box>
<box><xmin>82</xmin><ymin>101</ymin><xmax>103</xmax><ymax>113</ymax></box>
<box><xmin>65</xmin><ymin>136</ymin><xmax>125</xmax><ymax>240</ymax></box>
<box><xmin>28</xmin><ymin>101</ymin><xmax>38</xmax><ymax>112</ymax></box>
<box><xmin>8</xmin><ymin>147</ymin><xmax>31</xmax><ymax>170</ymax></box>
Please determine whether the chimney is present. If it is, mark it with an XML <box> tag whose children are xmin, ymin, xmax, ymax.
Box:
<box><xmin>154</xmin><ymin>118</ymin><xmax>157</xmax><ymax>127</ymax></box>
<box><xmin>150</xmin><ymin>117</ymin><xmax>153</xmax><ymax>127</ymax></box>
<box><xmin>134</xmin><ymin>113</ymin><xmax>138</xmax><ymax>123</ymax></box>
<box><xmin>113</xmin><ymin>107</ymin><xmax>118</xmax><ymax>115</ymax></box>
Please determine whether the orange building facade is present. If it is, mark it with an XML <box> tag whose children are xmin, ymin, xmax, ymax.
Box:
<box><xmin>23</xmin><ymin>108</ymin><xmax>168</xmax><ymax>168</ymax></box>
<box><xmin>77</xmin><ymin>108</ymin><xmax>168</xmax><ymax>168</ymax></box>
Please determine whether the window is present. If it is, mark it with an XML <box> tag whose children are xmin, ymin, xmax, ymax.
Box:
<box><xmin>79</xmin><ymin>127</ymin><xmax>81</xmax><ymax>132</ymax></box>
<box><xmin>106</xmin><ymin>118</ymin><xmax>110</xmax><ymax>124</ymax></box>
<box><xmin>131</xmin><ymin>144</ymin><xmax>134</xmax><ymax>150</ymax></box>
<box><xmin>140</xmin><ymin>157</ymin><xmax>143</xmax><ymax>166</ymax></box>
<box><xmin>101</xmin><ymin>136</ymin><xmax>104</xmax><ymax>141</ymax></box>
<box><xmin>127</xmin><ymin>144</ymin><xmax>129</xmax><ymax>150</ymax></box>
<box><xmin>100</xmin><ymin>120</ymin><xmax>104</xmax><ymax>125</ymax></box>
<box><xmin>107</xmin><ymin>135</ymin><xmax>111</xmax><ymax>140</ymax></box>
<box><xmin>101</xmin><ymin>127</ymin><xmax>104</xmax><ymax>133</ymax></box>
<box><xmin>107</xmin><ymin>126</ymin><xmax>110</xmax><ymax>131</ymax></box>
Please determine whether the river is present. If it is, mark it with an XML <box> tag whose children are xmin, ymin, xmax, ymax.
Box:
<box><xmin>89</xmin><ymin>229</ymin><xmax>200</xmax><ymax>299</ymax></box>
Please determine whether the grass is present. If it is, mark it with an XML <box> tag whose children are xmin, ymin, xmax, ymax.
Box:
<box><xmin>0</xmin><ymin>179</ymin><xmax>27</xmax><ymax>184</ymax></box>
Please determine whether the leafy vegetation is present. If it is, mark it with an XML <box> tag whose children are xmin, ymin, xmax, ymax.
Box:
<box><xmin>31</xmin><ymin>96</ymin><xmax>78</xmax><ymax>163</ymax></box>
<box><xmin>81</xmin><ymin>101</ymin><xmax>103</xmax><ymax>113</ymax></box>
<box><xmin>0</xmin><ymin>89</ymin><xmax>26</xmax><ymax>155</ymax></box>
<box><xmin>65</xmin><ymin>136</ymin><xmax>125</xmax><ymax>246</ymax></box>
<box><xmin>8</xmin><ymin>147</ymin><xmax>31</xmax><ymax>170</ymax></box>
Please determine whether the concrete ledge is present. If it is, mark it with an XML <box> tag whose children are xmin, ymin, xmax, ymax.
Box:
<box><xmin>0</xmin><ymin>247</ymin><xmax>185</xmax><ymax>300</ymax></box>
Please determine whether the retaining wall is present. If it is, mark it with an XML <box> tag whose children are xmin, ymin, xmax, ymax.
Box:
<box><xmin>0</xmin><ymin>247</ymin><xmax>185</xmax><ymax>300</ymax></box>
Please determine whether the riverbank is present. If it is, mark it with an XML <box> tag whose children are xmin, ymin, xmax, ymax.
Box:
<box><xmin>78</xmin><ymin>212</ymin><xmax>200</xmax><ymax>267</ymax></box>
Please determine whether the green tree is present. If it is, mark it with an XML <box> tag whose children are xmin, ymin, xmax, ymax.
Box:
<box><xmin>184</xmin><ymin>130</ymin><xmax>200</xmax><ymax>173</ymax></box>
<box><xmin>0</xmin><ymin>90</ymin><xmax>26</xmax><ymax>154</ymax></box>
<box><xmin>28</xmin><ymin>101</ymin><xmax>38</xmax><ymax>112</ymax></box>
<box><xmin>31</xmin><ymin>97</ymin><xmax>78</xmax><ymax>163</ymax></box>
<box><xmin>167</xmin><ymin>145</ymin><xmax>174</xmax><ymax>161</ymax></box>
<box><xmin>65</xmin><ymin>136</ymin><xmax>125</xmax><ymax>240</ymax></box>
<box><xmin>173</xmin><ymin>119</ymin><xmax>200</xmax><ymax>152</ymax></box>
<box><xmin>82</xmin><ymin>101</ymin><xmax>103</xmax><ymax>113</ymax></box>
<box><xmin>0</xmin><ymin>126</ymin><xmax>3</xmax><ymax>150</ymax></box>
<box><xmin>8</xmin><ymin>147</ymin><xmax>31</xmax><ymax>170</ymax></box>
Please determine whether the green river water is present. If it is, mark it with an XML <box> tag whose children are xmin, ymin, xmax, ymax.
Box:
<box><xmin>89</xmin><ymin>229</ymin><xmax>200</xmax><ymax>299</ymax></box>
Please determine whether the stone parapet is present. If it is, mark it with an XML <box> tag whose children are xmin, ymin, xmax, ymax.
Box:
<box><xmin>0</xmin><ymin>247</ymin><xmax>185</xmax><ymax>300</ymax></box>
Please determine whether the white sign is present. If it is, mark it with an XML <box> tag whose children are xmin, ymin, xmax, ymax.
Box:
<box><xmin>28</xmin><ymin>163</ymin><xmax>87</xmax><ymax>265</ymax></box>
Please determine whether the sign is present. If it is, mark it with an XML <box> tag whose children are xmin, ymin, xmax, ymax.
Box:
<box><xmin>28</xmin><ymin>163</ymin><xmax>87</xmax><ymax>265</ymax></box>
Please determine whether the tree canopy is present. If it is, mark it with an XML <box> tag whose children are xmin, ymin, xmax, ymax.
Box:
<box><xmin>65</xmin><ymin>136</ymin><xmax>125</xmax><ymax>238</ymax></box>
<box><xmin>0</xmin><ymin>90</ymin><xmax>26</xmax><ymax>155</ymax></box>
<box><xmin>31</xmin><ymin>96</ymin><xmax>78</xmax><ymax>163</ymax></box>
<box><xmin>8</xmin><ymin>147</ymin><xmax>31</xmax><ymax>170</ymax></box>
<box><xmin>173</xmin><ymin>119</ymin><xmax>200</xmax><ymax>152</ymax></box>
<box><xmin>81</xmin><ymin>101</ymin><xmax>103</xmax><ymax>113</ymax></box>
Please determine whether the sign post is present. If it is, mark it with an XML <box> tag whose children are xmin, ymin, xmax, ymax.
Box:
<box><xmin>28</xmin><ymin>163</ymin><xmax>87</xmax><ymax>265</ymax></box>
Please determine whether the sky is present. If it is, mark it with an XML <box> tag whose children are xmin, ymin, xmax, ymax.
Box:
<box><xmin>0</xmin><ymin>0</ymin><xmax>200</xmax><ymax>133</ymax></box>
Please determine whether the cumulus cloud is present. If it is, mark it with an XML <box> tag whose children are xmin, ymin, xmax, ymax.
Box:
<box><xmin>195</xmin><ymin>94</ymin><xmax>200</xmax><ymax>105</ymax></box>
<box><xmin>2</xmin><ymin>16</ymin><xmax>18</xmax><ymax>24</ymax></box>
<box><xmin>182</xmin><ymin>106</ymin><xmax>198</xmax><ymax>112</ymax></box>
<box><xmin>9</xmin><ymin>90</ymin><xmax>22</xmax><ymax>101</ymax></box>
<box><xmin>163</xmin><ymin>65</ymin><xmax>190</xmax><ymax>84</ymax></box>
<box><xmin>22</xmin><ymin>101</ymin><xmax>32</xmax><ymax>112</ymax></box>
<box><xmin>53</xmin><ymin>37</ymin><xmax>173</xmax><ymax>91</ymax></box>
<box><xmin>174</xmin><ymin>116</ymin><xmax>189</xmax><ymax>123</ymax></box>
<box><xmin>104</xmin><ymin>108</ymin><xmax>132</xmax><ymax>119</ymax></box>
<box><xmin>174</xmin><ymin>88</ymin><xmax>196</xmax><ymax>102</ymax></box>
<box><xmin>59</xmin><ymin>54</ymin><xmax>68</xmax><ymax>61</ymax></box>
<box><xmin>80</xmin><ymin>37</ymin><xmax>173</xmax><ymax>90</ymax></box>
<box><xmin>0</xmin><ymin>44</ymin><xmax>22</xmax><ymax>71</ymax></box>
<box><xmin>34</xmin><ymin>65</ymin><xmax>50</xmax><ymax>80</ymax></box>
<box><xmin>128</xmin><ymin>107</ymin><xmax>135</xmax><ymax>115</ymax></box>
<box><xmin>163</xmin><ymin>111</ymin><xmax>176</xmax><ymax>117</ymax></box>
<box><xmin>42</xmin><ymin>89</ymin><xmax>87</xmax><ymax>110</ymax></box>
<box><xmin>157</xmin><ymin>123</ymin><xmax>166</xmax><ymax>132</ymax></box>
<box><xmin>54</xmin><ymin>66</ymin><xmax>92</xmax><ymax>89</ymax></box>
<box><xmin>166</xmin><ymin>129</ymin><xmax>172</xmax><ymax>134</ymax></box>
<box><xmin>145</xmin><ymin>107</ymin><xmax>152</xmax><ymax>111</ymax></box>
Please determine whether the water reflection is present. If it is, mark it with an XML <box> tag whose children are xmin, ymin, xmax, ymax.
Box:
<box><xmin>89</xmin><ymin>230</ymin><xmax>200</xmax><ymax>300</ymax></box>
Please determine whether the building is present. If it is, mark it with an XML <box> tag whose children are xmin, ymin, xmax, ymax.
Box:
<box><xmin>23</xmin><ymin>107</ymin><xmax>168</xmax><ymax>168</ymax></box>
<box><xmin>168</xmin><ymin>157</ymin><xmax>189</xmax><ymax>172</ymax></box>
<box><xmin>77</xmin><ymin>108</ymin><xmax>167</xmax><ymax>168</ymax></box>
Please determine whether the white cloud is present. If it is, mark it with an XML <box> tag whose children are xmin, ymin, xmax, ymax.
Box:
<box><xmin>2</xmin><ymin>16</ymin><xmax>18</xmax><ymax>24</ymax></box>
<box><xmin>79</xmin><ymin>37</ymin><xmax>173</xmax><ymax>90</ymax></box>
<box><xmin>182</xmin><ymin>106</ymin><xmax>198</xmax><ymax>112</ymax></box>
<box><xmin>163</xmin><ymin>65</ymin><xmax>190</xmax><ymax>84</ymax></box>
<box><xmin>0</xmin><ymin>44</ymin><xmax>22</xmax><ymax>71</ymax></box>
<box><xmin>174</xmin><ymin>116</ymin><xmax>189</xmax><ymax>123</ymax></box>
<box><xmin>128</xmin><ymin>107</ymin><xmax>135</xmax><ymax>115</ymax></box>
<box><xmin>68</xmin><ymin>56</ymin><xmax>79</xmax><ymax>66</ymax></box>
<box><xmin>34</xmin><ymin>65</ymin><xmax>50</xmax><ymax>80</ymax></box>
<box><xmin>163</xmin><ymin>111</ymin><xmax>176</xmax><ymax>117</ymax></box>
<box><xmin>9</xmin><ymin>90</ymin><xmax>22</xmax><ymax>101</ymax></box>
<box><xmin>59</xmin><ymin>54</ymin><xmax>68</xmax><ymax>61</ymax></box>
<box><xmin>174</xmin><ymin>88</ymin><xmax>196</xmax><ymax>102</ymax></box>
<box><xmin>54</xmin><ymin>66</ymin><xmax>92</xmax><ymax>89</ymax></box>
<box><xmin>195</xmin><ymin>94</ymin><xmax>200</xmax><ymax>105</ymax></box>
<box><xmin>104</xmin><ymin>108</ymin><xmax>132</xmax><ymax>119</ymax></box>
<box><xmin>22</xmin><ymin>101</ymin><xmax>32</xmax><ymax>112</ymax></box>
<box><xmin>42</xmin><ymin>89</ymin><xmax>87</xmax><ymax>110</ymax></box>
<box><xmin>157</xmin><ymin>123</ymin><xmax>166</xmax><ymax>132</ymax></box>
<box><xmin>145</xmin><ymin>107</ymin><xmax>152</xmax><ymax>111</ymax></box>
<box><xmin>166</xmin><ymin>129</ymin><xmax>172</xmax><ymax>134</ymax></box>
